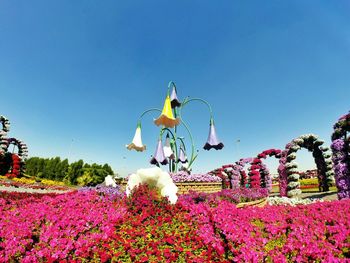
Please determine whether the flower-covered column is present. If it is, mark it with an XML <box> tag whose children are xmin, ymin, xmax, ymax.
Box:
<box><xmin>331</xmin><ymin>112</ymin><xmax>350</xmax><ymax>200</ymax></box>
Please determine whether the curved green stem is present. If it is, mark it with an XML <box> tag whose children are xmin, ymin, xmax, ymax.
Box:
<box><xmin>177</xmin><ymin>97</ymin><xmax>214</xmax><ymax>169</ymax></box>
<box><xmin>181</xmin><ymin>97</ymin><xmax>214</xmax><ymax>120</ymax></box>
<box><xmin>168</xmin><ymin>81</ymin><xmax>176</xmax><ymax>90</ymax></box>
<box><xmin>177</xmin><ymin>137</ymin><xmax>186</xmax><ymax>152</ymax></box>
<box><xmin>178</xmin><ymin>117</ymin><xmax>197</xmax><ymax>169</ymax></box>
<box><xmin>138</xmin><ymin>108</ymin><xmax>162</xmax><ymax>123</ymax></box>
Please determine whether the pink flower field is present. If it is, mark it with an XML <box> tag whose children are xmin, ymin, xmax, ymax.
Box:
<box><xmin>0</xmin><ymin>186</ymin><xmax>349</xmax><ymax>262</ymax></box>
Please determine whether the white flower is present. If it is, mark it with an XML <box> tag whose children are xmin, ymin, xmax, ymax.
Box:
<box><xmin>126</xmin><ymin>124</ymin><xmax>146</xmax><ymax>152</ymax></box>
<box><xmin>288</xmin><ymin>181</ymin><xmax>300</xmax><ymax>189</ymax></box>
<box><xmin>287</xmin><ymin>173</ymin><xmax>299</xmax><ymax>181</ymax></box>
<box><xmin>126</xmin><ymin>167</ymin><xmax>178</xmax><ymax>204</ymax></box>
<box><xmin>285</xmin><ymin>162</ymin><xmax>298</xmax><ymax>169</ymax></box>
<box><xmin>104</xmin><ymin>175</ymin><xmax>117</xmax><ymax>187</ymax></box>
<box><xmin>267</xmin><ymin>196</ymin><xmax>323</xmax><ymax>206</ymax></box>
<box><xmin>287</xmin><ymin>189</ymin><xmax>302</xmax><ymax>197</ymax></box>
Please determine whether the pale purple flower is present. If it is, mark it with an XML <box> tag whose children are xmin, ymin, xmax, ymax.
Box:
<box><xmin>150</xmin><ymin>139</ymin><xmax>168</xmax><ymax>165</ymax></box>
<box><xmin>203</xmin><ymin>119</ymin><xmax>224</xmax><ymax>150</ymax></box>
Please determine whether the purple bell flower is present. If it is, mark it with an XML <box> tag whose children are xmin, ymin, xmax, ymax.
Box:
<box><xmin>203</xmin><ymin>119</ymin><xmax>224</xmax><ymax>150</ymax></box>
<box><xmin>177</xmin><ymin>146</ymin><xmax>188</xmax><ymax>163</ymax></box>
<box><xmin>170</xmin><ymin>86</ymin><xmax>181</xmax><ymax>108</ymax></box>
<box><xmin>150</xmin><ymin>139</ymin><xmax>168</xmax><ymax>165</ymax></box>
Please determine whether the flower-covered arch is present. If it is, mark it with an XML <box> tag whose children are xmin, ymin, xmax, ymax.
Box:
<box><xmin>221</xmin><ymin>158</ymin><xmax>253</xmax><ymax>189</ymax></box>
<box><xmin>0</xmin><ymin>115</ymin><xmax>10</xmax><ymax>154</ymax></box>
<box><xmin>0</xmin><ymin>115</ymin><xmax>28</xmax><ymax>178</ymax></box>
<box><xmin>331</xmin><ymin>112</ymin><xmax>350</xmax><ymax>200</ymax></box>
<box><xmin>249</xmin><ymin>149</ymin><xmax>282</xmax><ymax>192</ymax></box>
<box><xmin>279</xmin><ymin>134</ymin><xmax>334</xmax><ymax>197</ymax></box>
<box><xmin>3</xmin><ymin>138</ymin><xmax>28</xmax><ymax>160</ymax></box>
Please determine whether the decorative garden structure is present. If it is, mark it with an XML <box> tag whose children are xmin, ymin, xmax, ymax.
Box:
<box><xmin>278</xmin><ymin>134</ymin><xmax>334</xmax><ymax>197</ymax></box>
<box><xmin>250</xmin><ymin>149</ymin><xmax>282</xmax><ymax>192</ymax></box>
<box><xmin>331</xmin><ymin>112</ymin><xmax>350</xmax><ymax>200</ymax></box>
<box><xmin>126</xmin><ymin>81</ymin><xmax>224</xmax><ymax>173</ymax></box>
<box><xmin>214</xmin><ymin>158</ymin><xmax>253</xmax><ymax>189</ymax></box>
<box><xmin>0</xmin><ymin>115</ymin><xmax>28</xmax><ymax>178</ymax></box>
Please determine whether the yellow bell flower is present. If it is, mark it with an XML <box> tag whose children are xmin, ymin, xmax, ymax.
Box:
<box><xmin>154</xmin><ymin>95</ymin><xmax>180</xmax><ymax>128</ymax></box>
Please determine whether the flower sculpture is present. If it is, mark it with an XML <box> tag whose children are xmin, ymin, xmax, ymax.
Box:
<box><xmin>163</xmin><ymin>133</ymin><xmax>175</xmax><ymax>160</ymax></box>
<box><xmin>170</xmin><ymin>85</ymin><xmax>181</xmax><ymax>108</ymax></box>
<box><xmin>248</xmin><ymin>158</ymin><xmax>262</xmax><ymax>189</ymax></box>
<box><xmin>250</xmin><ymin>149</ymin><xmax>282</xmax><ymax>192</ymax></box>
<box><xmin>154</xmin><ymin>93</ymin><xmax>180</xmax><ymax>128</ymax></box>
<box><xmin>126</xmin><ymin>167</ymin><xmax>178</xmax><ymax>204</ymax></box>
<box><xmin>331</xmin><ymin>112</ymin><xmax>350</xmax><ymax>200</ymax></box>
<box><xmin>126</xmin><ymin>123</ymin><xmax>146</xmax><ymax>152</ymax></box>
<box><xmin>217</xmin><ymin>158</ymin><xmax>253</xmax><ymax>190</ymax></box>
<box><xmin>127</xmin><ymin>81</ymin><xmax>224</xmax><ymax>173</ymax></box>
<box><xmin>203</xmin><ymin>119</ymin><xmax>224</xmax><ymax>150</ymax></box>
<box><xmin>177</xmin><ymin>146</ymin><xmax>188</xmax><ymax>164</ymax></box>
<box><xmin>150</xmin><ymin>139</ymin><xmax>168</xmax><ymax>166</ymax></box>
<box><xmin>0</xmin><ymin>116</ymin><xmax>28</xmax><ymax>179</ymax></box>
<box><xmin>279</xmin><ymin>134</ymin><xmax>334</xmax><ymax>197</ymax></box>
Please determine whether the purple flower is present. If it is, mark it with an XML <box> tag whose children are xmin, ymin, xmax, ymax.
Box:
<box><xmin>331</xmin><ymin>139</ymin><xmax>345</xmax><ymax>152</ymax></box>
<box><xmin>177</xmin><ymin>146</ymin><xmax>188</xmax><ymax>163</ymax></box>
<box><xmin>170</xmin><ymin>85</ymin><xmax>181</xmax><ymax>108</ymax></box>
<box><xmin>203</xmin><ymin>119</ymin><xmax>224</xmax><ymax>150</ymax></box>
<box><xmin>150</xmin><ymin>139</ymin><xmax>168</xmax><ymax>165</ymax></box>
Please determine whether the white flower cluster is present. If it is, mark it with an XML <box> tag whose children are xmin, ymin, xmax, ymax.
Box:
<box><xmin>126</xmin><ymin>167</ymin><xmax>178</xmax><ymax>204</ymax></box>
<box><xmin>267</xmin><ymin>196</ymin><xmax>323</xmax><ymax>206</ymax></box>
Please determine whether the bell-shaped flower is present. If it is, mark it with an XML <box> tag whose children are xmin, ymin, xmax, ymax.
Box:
<box><xmin>170</xmin><ymin>86</ymin><xmax>181</xmax><ymax>108</ymax></box>
<box><xmin>203</xmin><ymin>119</ymin><xmax>224</xmax><ymax>150</ymax></box>
<box><xmin>150</xmin><ymin>139</ymin><xmax>168</xmax><ymax>165</ymax></box>
<box><xmin>154</xmin><ymin>94</ymin><xmax>180</xmax><ymax>128</ymax></box>
<box><xmin>126</xmin><ymin>123</ymin><xmax>146</xmax><ymax>152</ymax></box>
<box><xmin>163</xmin><ymin>133</ymin><xmax>175</xmax><ymax>160</ymax></box>
<box><xmin>177</xmin><ymin>146</ymin><xmax>188</xmax><ymax>163</ymax></box>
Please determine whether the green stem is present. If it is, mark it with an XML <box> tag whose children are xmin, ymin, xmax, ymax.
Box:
<box><xmin>177</xmin><ymin>97</ymin><xmax>214</xmax><ymax>169</ymax></box>
<box><xmin>181</xmin><ymin>97</ymin><xmax>214</xmax><ymax>120</ymax></box>
<box><xmin>179</xmin><ymin>118</ymin><xmax>197</xmax><ymax>169</ymax></box>
<box><xmin>138</xmin><ymin>108</ymin><xmax>162</xmax><ymax>123</ymax></box>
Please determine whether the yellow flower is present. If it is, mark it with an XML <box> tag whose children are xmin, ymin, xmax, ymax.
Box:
<box><xmin>154</xmin><ymin>95</ymin><xmax>180</xmax><ymax>128</ymax></box>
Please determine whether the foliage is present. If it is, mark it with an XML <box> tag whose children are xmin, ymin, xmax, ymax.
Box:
<box><xmin>25</xmin><ymin>157</ymin><xmax>114</xmax><ymax>186</ymax></box>
<box><xmin>299</xmin><ymin>178</ymin><xmax>319</xmax><ymax>186</ymax></box>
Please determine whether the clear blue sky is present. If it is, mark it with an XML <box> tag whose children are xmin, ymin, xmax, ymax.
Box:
<box><xmin>1</xmin><ymin>1</ymin><xmax>349</xmax><ymax>176</ymax></box>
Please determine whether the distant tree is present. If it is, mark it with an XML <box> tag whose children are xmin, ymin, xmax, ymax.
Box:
<box><xmin>65</xmin><ymin>160</ymin><xmax>84</xmax><ymax>185</ymax></box>
<box><xmin>77</xmin><ymin>164</ymin><xmax>108</xmax><ymax>186</ymax></box>
<box><xmin>56</xmin><ymin>158</ymin><xmax>69</xmax><ymax>181</ymax></box>
<box><xmin>102</xmin><ymin>163</ymin><xmax>114</xmax><ymax>175</ymax></box>
<box><xmin>25</xmin><ymin>156</ymin><xmax>114</xmax><ymax>185</ymax></box>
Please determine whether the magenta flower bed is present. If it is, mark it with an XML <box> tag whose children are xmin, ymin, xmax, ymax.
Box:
<box><xmin>180</xmin><ymin>199</ymin><xmax>350</xmax><ymax>262</ymax></box>
<box><xmin>0</xmin><ymin>187</ymin><xmax>349</xmax><ymax>262</ymax></box>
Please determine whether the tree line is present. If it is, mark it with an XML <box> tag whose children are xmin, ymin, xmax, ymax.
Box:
<box><xmin>25</xmin><ymin>157</ymin><xmax>114</xmax><ymax>186</ymax></box>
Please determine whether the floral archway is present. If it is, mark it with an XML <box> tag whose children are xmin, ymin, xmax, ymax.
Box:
<box><xmin>3</xmin><ymin>138</ymin><xmax>28</xmax><ymax>160</ymax></box>
<box><xmin>0</xmin><ymin>115</ymin><xmax>10</xmax><ymax>154</ymax></box>
<box><xmin>249</xmin><ymin>149</ymin><xmax>282</xmax><ymax>192</ymax></box>
<box><xmin>228</xmin><ymin>158</ymin><xmax>252</xmax><ymax>189</ymax></box>
<box><xmin>0</xmin><ymin>115</ymin><xmax>28</xmax><ymax>178</ymax></box>
<box><xmin>214</xmin><ymin>158</ymin><xmax>253</xmax><ymax>189</ymax></box>
<box><xmin>331</xmin><ymin>112</ymin><xmax>350</xmax><ymax>200</ymax></box>
<box><xmin>279</xmin><ymin>134</ymin><xmax>334</xmax><ymax>197</ymax></box>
